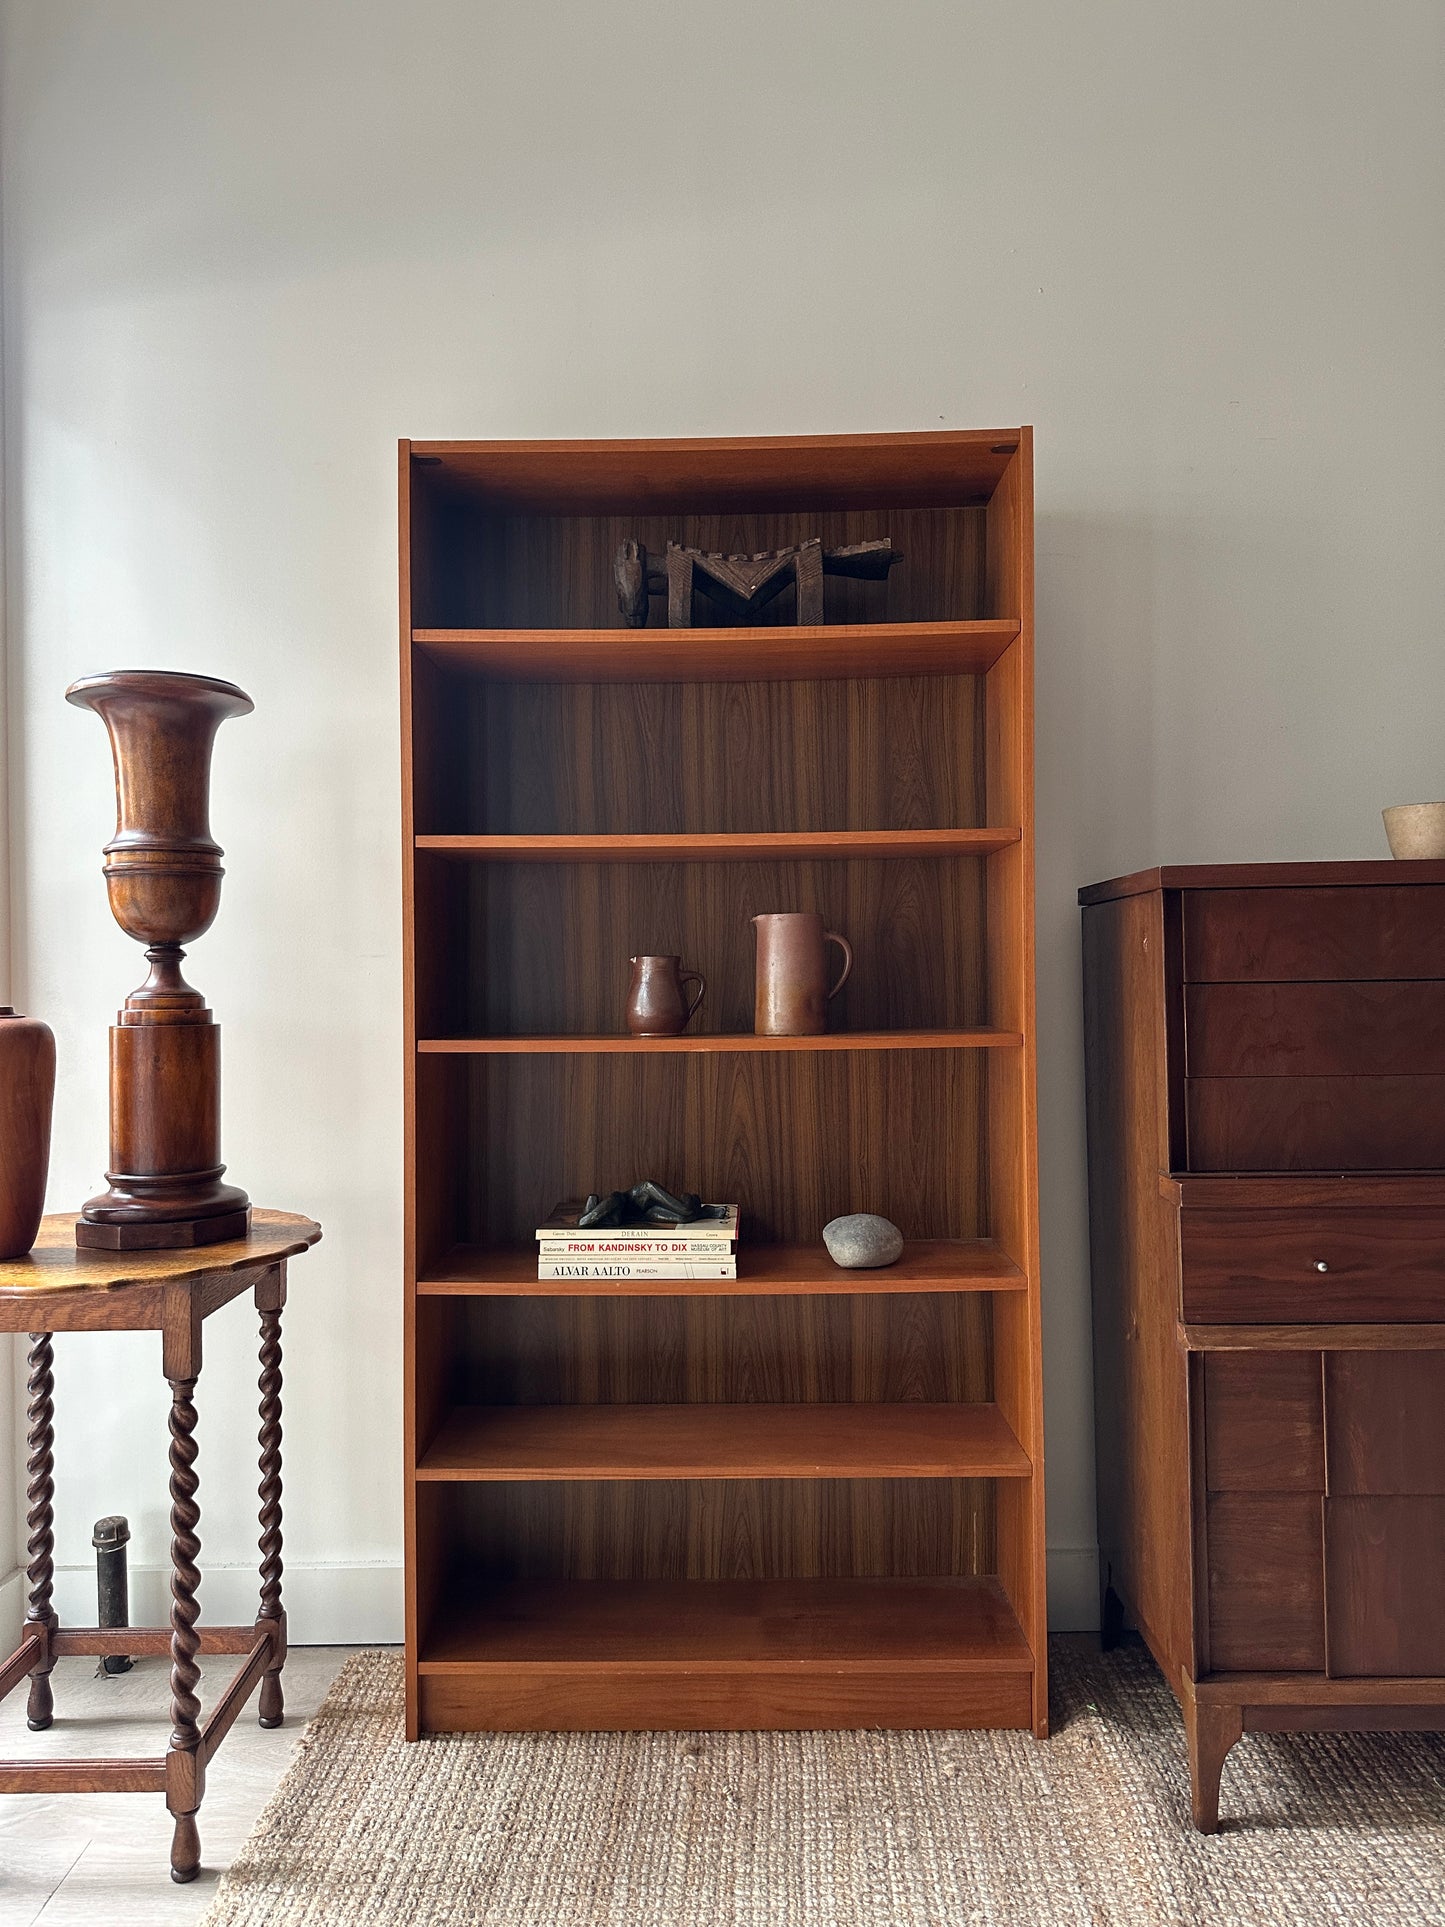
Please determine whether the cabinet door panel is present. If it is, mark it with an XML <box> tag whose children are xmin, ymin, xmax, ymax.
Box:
<box><xmin>1184</xmin><ymin>887</ymin><xmax>1445</xmax><ymax>982</ymax></box>
<box><xmin>1326</xmin><ymin>1353</ymin><xmax>1445</xmax><ymax>1495</ymax></box>
<box><xmin>1325</xmin><ymin>1496</ymin><xmax>1445</xmax><ymax>1676</ymax></box>
<box><xmin>1204</xmin><ymin>1353</ymin><xmax>1323</xmax><ymax>1493</ymax></box>
<box><xmin>1206</xmin><ymin>1493</ymin><xmax>1325</xmax><ymax>1672</ymax></box>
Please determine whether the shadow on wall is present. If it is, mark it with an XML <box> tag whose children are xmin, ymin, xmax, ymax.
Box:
<box><xmin>1031</xmin><ymin>494</ymin><xmax>1405</xmax><ymax>1628</ymax></box>
<box><xmin>1031</xmin><ymin>509</ymin><xmax>1163</xmax><ymax>1630</ymax></box>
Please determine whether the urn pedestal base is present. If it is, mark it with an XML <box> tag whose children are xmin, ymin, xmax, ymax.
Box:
<box><xmin>76</xmin><ymin>1207</ymin><xmax>252</xmax><ymax>1252</ymax></box>
<box><xmin>75</xmin><ymin>1017</ymin><xmax>251</xmax><ymax>1251</ymax></box>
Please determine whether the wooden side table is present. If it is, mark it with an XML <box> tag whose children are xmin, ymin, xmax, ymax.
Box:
<box><xmin>0</xmin><ymin>1209</ymin><xmax>320</xmax><ymax>1882</ymax></box>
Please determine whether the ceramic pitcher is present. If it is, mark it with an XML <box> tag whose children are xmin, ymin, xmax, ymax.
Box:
<box><xmin>751</xmin><ymin>913</ymin><xmax>852</xmax><ymax>1035</ymax></box>
<box><xmin>626</xmin><ymin>955</ymin><xmax>706</xmax><ymax>1036</ymax></box>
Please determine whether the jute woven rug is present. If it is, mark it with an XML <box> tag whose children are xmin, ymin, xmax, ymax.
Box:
<box><xmin>199</xmin><ymin>1643</ymin><xmax>1445</xmax><ymax>1926</ymax></box>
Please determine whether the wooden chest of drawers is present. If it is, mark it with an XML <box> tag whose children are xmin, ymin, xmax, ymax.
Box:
<box><xmin>1080</xmin><ymin>861</ymin><xmax>1445</xmax><ymax>1830</ymax></box>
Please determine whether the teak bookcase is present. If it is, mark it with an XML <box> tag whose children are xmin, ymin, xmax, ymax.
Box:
<box><xmin>400</xmin><ymin>430</ymin><xmax>1045</xmax><ymax>1738</ymax></box>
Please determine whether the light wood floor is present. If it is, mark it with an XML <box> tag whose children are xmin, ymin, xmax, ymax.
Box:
<box><xmin>0</xmin><ymin>1646</ymin><xmax>351</xmax><ymax>1925</ymax></box>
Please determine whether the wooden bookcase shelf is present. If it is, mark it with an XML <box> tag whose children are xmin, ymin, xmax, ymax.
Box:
<box><xmin>417</xmin><ymin>1238</ymin><xmax>1027</xmax><ymax>1295</ymax></box>
<box><xmin>417</xmin><ymin>1402</ymin><xmax>1032</xmax><ymax>1481</ymax></box>
<box><xmin>418</xmin><ymin>1029</ymin><xmax>1023</xmax><ymax>1055</ymax></box>
<box><xmin>415</xmin><ymin>1578</ymin><xmax>1033</xmax><ymax>1730</ymax></box>
<box><xmin>413</xmin><ymin>618</ymin><xmax>1021</xmax><ymax>682</ymax></box>
<box><xmin>402</xmin><ymin>430</ymin><xmax>1044</xmax><ymax>1739</ymax></box>
<box><xmin>416</xmin><ymin>829</ymin><xmax>1022</xmax><ymax>860</ymax></box>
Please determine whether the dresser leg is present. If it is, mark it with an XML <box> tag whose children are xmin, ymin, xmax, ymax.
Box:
<box><xmin>167</xmin><ymin>1372</ymin><xmax>204</xmax><ymax>1883</ymax></box>
<box><xmin>24</xmin><ymin>1334</ymin><xmax>59</xmax><ymax>1731</ymax></box>
<box><xmin>256</xmin><ymin>1279</ymin><xmax>286</xmax><ymax>1729</ymax></box>
<box><xmin>1184</xmin><ymin>1693</ymin><xmax>1242</xmax><ymax>1833</ymax></box>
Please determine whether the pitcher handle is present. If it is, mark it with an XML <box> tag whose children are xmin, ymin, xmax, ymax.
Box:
<box><xmin>679</xmin><ymin>970</ymin><xmax>707</xmax><ymax>1025</ymax></box>
<box><xmin>824</xmin><ymin>933</ymin><xmax>852</xmax><ymax>1000</ymax></box>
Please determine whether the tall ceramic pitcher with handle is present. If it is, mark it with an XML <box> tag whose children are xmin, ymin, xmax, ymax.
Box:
<box><xmin>751</xmin><ymin>913</ymin><xmax>852</xmax><ymax>1036</ymax></box>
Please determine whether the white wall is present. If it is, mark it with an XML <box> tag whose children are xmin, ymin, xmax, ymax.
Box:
<box><xmin>1</xmin><ymin>1</ymin><xmax>1442</xmax><ymax>1638</ymax></box>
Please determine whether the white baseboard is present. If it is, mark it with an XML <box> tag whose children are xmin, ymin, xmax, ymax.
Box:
<box><xmin>4</xmin><ymin>1552</ymin><xmax>1092</xmax><ymax>1648</ymax></box>
<box><xmin>1046</xmin><ymin>1546</ymin><xmax>1100</xmax><ymax>1631</ymax></box>
<box><xmin>46</xmin><ymin>1561</ymin><xmax>402</xmax><ymax>1646</ymax></box>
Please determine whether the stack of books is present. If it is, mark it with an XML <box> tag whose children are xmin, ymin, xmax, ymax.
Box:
<box><xmin>536</xmin><ymin>1201</ymin><xmax>739</xmax><ymax>1280</ymax></box>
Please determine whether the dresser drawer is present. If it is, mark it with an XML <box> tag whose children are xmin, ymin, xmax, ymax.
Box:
<box><xmin>1180</xmin><ymin>1208</ymin><xmax>1445</xmax><ymax>1321</ymax></box>
<box><xmin>1186</xmin><ymin>1075</ymin><xmax>1445</xmax><ymax>1171</ymax></box>
<box><xmin>1184</xmin><ymin>886</ymin><xmax>1445</xmax><ymax>982</ymax></box>
<box><xmin>1185</xmin><ymin>982</ymin><xmax>1445</xmax><ymax>1077</ymax></box>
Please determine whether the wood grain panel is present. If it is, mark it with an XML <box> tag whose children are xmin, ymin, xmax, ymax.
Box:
<box><xmin>1081</xmin><ymin>891</ymin><xmax>1197</xmax><ymax>1683</ymax></box>
<box><xmin>1206</xmin><ymin>1493</ymin><xmax>1325</xmax><ymax>1671</ymax></box>
<box><xmin>1325</xmin><ymin>1497</ymin><xmax>1445</xmax><ymax>1676</ymax></box>
<box><xmin>450</xmin><ymin>1293</ymin><xmax>993</xmax><ymax>1406</ymax></box>
<box><xmin>1184</xmin><ymin>887</ymin><xmax>1445</xmax><ymax>983</ymax></box>
<box><xmin>1203</xmin><ymin>1353</ymin><xmax>1323</xmax><ymax>1492</ymax></box>
<box><xmin>421</xmin><ymin>854</ymin><xmax>988</xmax><ymax>1037</ymax></box>
<box><xmin>456</xmin><ymin>1049</ymin><xmax>988</xmax><ymax>1248</ymax></box>
<box><xmin>414</xmin><ymin>671</ymin><xmax>986</xmax><ymax>837</ymax></box>
<box><xmin>1181</xmin><ymin>1209</ymin><xmax>1445</xmax><ymax>1322</ymax></box>
<box><xmin>1325</xmin><ymin>1353</ymin><xmax>1445</xmax><ymax>1494</ymax></box>
<box><xmin>1186</xmin><ymin>982</ymin><xmax>1445</xmax><ymax>1077</ymax></box>
<box><xmin>418</xmin><ymin>1667</ymin><xmax>1034</xmax><ymax>1733</ymax></box>
<box><xmin>451</xmin><ymin>1478</ymin><xmax>996</xmax><ymax>1581</ymax></box>
<box><xmin>1186</xmin><ymin>1077</ymin><xmax>1445</xmax><ymax>1172</ymax></box>
<box><xmin>426</xmin><ymin>505</ymin><xmax>987</xmax><ymax>631</ymax></box>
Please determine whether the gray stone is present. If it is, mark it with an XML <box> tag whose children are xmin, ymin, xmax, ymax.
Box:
<box><xmin>823</xmin><ymin>1212</ymin><xmax>904</xmax><ymax>1269</ymax></box>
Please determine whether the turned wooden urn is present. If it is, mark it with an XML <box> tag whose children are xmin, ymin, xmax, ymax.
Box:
<box><xmin>0</xmin><ymin>1008</ymin><xmax>55</xmax><ymax>1258</ymax></box>
<box><xmin>67</xmin><ymin>670</ymin><xmax>254</xmax><ymax>1249</ymax></box>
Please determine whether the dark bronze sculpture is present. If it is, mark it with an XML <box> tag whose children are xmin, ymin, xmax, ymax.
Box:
<box><xmin>614</xmin><ymin>537</ymin><xmax>903</xmax><ymax>627</ymax></box>
<box><xmin>578</xmin><ymin>1180</ymin><xmax>729</xmax><ymax>1228</ymax></box>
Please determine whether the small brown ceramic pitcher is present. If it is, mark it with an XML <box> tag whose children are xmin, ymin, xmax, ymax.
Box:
<box><xmin>751</xmin><ymin>912</ymin><xmax>852</xmax><ymax>1035</ymax></box>
<box><xmin>626</xmin><ymin>955</ymin><xmax>706</xmax><ymax>1037</ymax></box>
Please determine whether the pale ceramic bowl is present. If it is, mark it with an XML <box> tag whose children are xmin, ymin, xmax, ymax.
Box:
<box><xmin>1383</xmin><ymin>802</ymin><xmax>1445</xmax><ymax>859</ymax></box>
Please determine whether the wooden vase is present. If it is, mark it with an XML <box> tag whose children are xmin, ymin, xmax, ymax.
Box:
<box><xmin>66</xmin><ymin>669</ymin><xmax>254</xmax><ymax>1250</ymax></box>
<box><xmin>0</xmin><ymin>1008</ymin><xmax>55</xmax><ymax>1258</ymax></box>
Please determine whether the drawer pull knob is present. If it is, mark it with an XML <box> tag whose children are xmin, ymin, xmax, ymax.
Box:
<box><xmin>1315</xmin><ymin>1260</ymin><xmax>1329</xmax><ymax>1273</ymax></box>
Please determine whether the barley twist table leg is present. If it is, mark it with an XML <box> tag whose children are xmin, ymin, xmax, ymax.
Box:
<box><xmin>257</xmin><ymin>1301</ymin><xmax>285</xmax><ymax>1727</ymax></box>
<box><xmin>24</xmin><ymin>1333</ymin><xmax>59</xmax><ymax>1731</ymax></box>
<box><xmin>167</xmin><ymin>1374</ymin><xmax>203</xmax><ymax>1883</ymax></box>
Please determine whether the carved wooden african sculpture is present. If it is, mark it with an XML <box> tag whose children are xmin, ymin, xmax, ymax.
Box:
<box><xmin>614</xmin><ymin>537</ymin><xmax>903</xmax><ymax>627</ymax></box>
